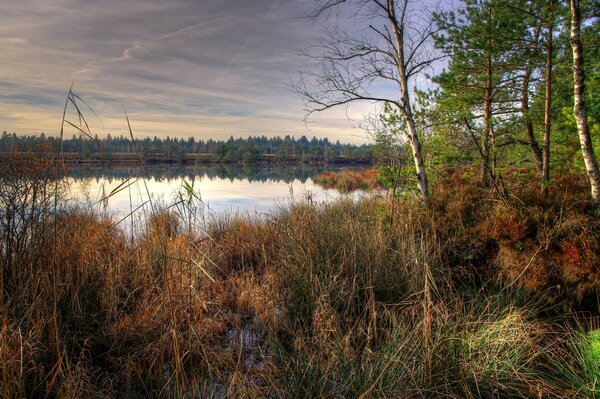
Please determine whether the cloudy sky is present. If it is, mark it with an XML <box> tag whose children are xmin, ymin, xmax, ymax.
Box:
<box><xmin>0</xmin><ymin>0</ymin><xmax>442</xmax><ymax>143</ymax></box>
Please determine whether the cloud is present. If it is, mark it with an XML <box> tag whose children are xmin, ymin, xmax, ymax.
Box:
<box><xmin>0</xmin><ymin>0</ymin><xmax>444</xmax><ymax>144</ymax></box>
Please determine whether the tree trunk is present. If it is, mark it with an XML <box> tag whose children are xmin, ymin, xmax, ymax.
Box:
<box><xmin>482</xmin><ymin>54</ymin><xmax>492</xmax><ymax>185</ymax></box>
<box><xmin>570</xmin><ymin>0</ymin><xmax>600</xmax><ymax>203</ymax></box>
<box><xmin>404</xmin><ymin>107</ymin><xmax>429</xmax><ymax>203</ymax></box>
<box><xmin>388</xmin><ymin>0</ymin><xmax>429</xmax><ymax>204</ymax></box>
<box><xmin>522</xmin><ymin>26</ymin><xmax>543</xmax><ymax>171</ymax></box>
<box><xmin>541</xmin><ymin>0</ymin><xmax>554</xmax><ymax>200</ymax></box>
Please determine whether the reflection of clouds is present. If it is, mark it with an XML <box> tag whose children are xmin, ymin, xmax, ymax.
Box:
<box><xmin>68</xmin><ymin>167</ymin><xmax>360</xmax><ymax>218</ymax></box>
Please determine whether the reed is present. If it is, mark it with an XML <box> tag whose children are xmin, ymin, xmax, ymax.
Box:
<box><xmin>312</xmin><ymin>168</ymin><xmax>382</xmax><ymax>192</ymax></box>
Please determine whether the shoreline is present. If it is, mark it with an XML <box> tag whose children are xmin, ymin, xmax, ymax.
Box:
<box><xmin>0</xmin><ymin>152</ymin><xmax>373</xmax><ymax>166</ymax></box>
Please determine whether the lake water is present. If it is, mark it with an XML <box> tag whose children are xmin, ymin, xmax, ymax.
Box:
<box><xmin>67</xmin><ymin>163</ymin><xmax>369</xmax><ymax>223</ymax></box>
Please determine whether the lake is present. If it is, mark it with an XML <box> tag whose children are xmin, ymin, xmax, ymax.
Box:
<box><xmin>67</xmin><ymin>163</ymin><xmax>370</xmax><ymax>226</ymax></box>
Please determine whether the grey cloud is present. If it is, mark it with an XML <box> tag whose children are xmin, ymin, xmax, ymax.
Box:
<box><xmin>0</xmin><ymin>0</ymin><xmax>393</xmax><ymax>142</ymax></box>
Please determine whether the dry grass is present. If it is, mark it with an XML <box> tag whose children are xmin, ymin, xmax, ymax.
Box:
<box><xmin>0</xmin><ymin>157</ymin><xmax>599</xmax><ymax>397</ymax></box>
<box><xmin>312</xmin><ymin>168</ymin><xmax>382</xmax><ymax>192</ymax></box>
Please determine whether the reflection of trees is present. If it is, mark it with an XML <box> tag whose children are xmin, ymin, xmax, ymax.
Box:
<box><xmin>66</xmin><ymin>164</ymin><xmax>365</xmax><ymax>184</ymax></box>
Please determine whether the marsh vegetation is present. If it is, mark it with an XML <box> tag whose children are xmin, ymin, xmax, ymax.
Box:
<box><xmin>0</xmin><ymin>148</ymin><xmax>599</xmax><ymax>397</ymax></box>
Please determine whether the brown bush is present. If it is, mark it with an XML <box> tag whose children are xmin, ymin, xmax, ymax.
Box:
<box><xmin>313</xmin><ymin>168</ymin><xmax>382</xmax><ymax>192</ymax></box>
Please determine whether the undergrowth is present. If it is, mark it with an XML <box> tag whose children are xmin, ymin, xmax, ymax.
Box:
<box><xmin>0</xmin><ymin>156</ymin><xmax>599</xmax><ymax>398</ymax></box>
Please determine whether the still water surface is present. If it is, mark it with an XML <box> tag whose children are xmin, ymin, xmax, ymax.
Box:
<box><xmin>68</xmin><ymin>164</ymin><xmax>368</xmax><ymax>220</ymax></box>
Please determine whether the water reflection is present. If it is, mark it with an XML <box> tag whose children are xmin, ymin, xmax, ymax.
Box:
<box><xmin>68</xmin><ymin>163</ymin><xmax>367</xmax><ymax>219</ymax></box>
<box><xmin>67</xmin><ymin>163</ymin><xmax>358</xmax><ymax>185</ymax></box>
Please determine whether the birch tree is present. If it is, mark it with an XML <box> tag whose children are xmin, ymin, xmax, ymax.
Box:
<box><xmin>569</xmin><ymin>0</ymin><xmax>600</xmax><ymax>203</ymax></box>
<box><xmin>295</xmin><ymin>0</ymin><xmax>442</xmax><ymax>203</ymax></box>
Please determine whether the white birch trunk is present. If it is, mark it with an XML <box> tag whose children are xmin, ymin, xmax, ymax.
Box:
<box><xmin>388</xmin><ymin>0</ymin><xmax>429</xmax><ymax>204</ymax></box>
<box><xmin>570</xmin><ymin>0</ymin><xmax>600</xmax><ymax>203</ymax></box>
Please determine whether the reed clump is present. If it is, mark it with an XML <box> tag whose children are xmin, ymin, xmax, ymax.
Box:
<box><xmin>313</xmin><ymin>168</ymin><xmax>382</xmax><ymax>192</ymax></box>
<box><xmin>0</xmin><ymin>158</ymin><xmax>599</xmax><ymax>398</ymax></box>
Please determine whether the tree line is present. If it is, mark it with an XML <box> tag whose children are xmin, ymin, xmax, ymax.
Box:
<box><xmin>297</xmin><ymin>0</ymin><xmax>600</xmax><ymax>203</ymax></box>
<box><xmin>0</xmin><ymin>132</ymin><xmax>374</xmax><ymax>163</ymax></box>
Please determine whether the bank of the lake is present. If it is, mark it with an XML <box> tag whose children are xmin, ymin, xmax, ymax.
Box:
<box><xmin>1</xmin><ymin>151</ymin><xmax>374</xmax><ymax>165</ymax></box>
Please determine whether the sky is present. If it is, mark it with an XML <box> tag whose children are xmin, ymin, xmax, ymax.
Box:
<box><xmin>0</xmin><ymin>0</ymin><xmax>445</xmax><ymax>144</ymax></box>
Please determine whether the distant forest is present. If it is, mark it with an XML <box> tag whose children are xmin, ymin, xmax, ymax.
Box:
<box><xmin>0</xmin><ymin>132</ymin><xmax>373</xmax><ymax>163</ymax></box>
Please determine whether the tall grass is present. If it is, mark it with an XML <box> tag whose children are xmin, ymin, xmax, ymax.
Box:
<box><xmin>0</xmin><ymin>159</ymin><xmax>598</xmax><ymax>397</ymax></box>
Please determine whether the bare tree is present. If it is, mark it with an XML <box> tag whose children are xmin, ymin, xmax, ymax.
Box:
<box><xmin>295</xmin><ymin>0</ymin><xmax>443</xmax><ymax>203</ymax></box>
<box><xmin>569</xmin><ymin>0</ymin><xmax>600</xmax><ymax>203</ymax></box>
